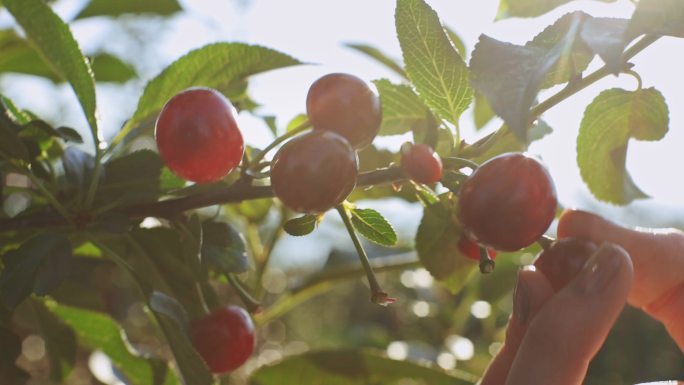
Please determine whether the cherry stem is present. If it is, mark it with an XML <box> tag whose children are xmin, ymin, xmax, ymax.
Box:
<box><xmin>537</xmin><ymin>235</ymin><xmax>555</xmax><ymax>251</ymax></box>
<box><xmin>441</xmin><ymin>157</ymin><xmax>479</xmax><ymax>171</ymax></box>
<box><xmin>335</xmin><ymin>203</ymin><xmax>395</xmax><ymax>306</ymax></box>
<box><xmin>479</xmin><ymin>247</ymin><xmax>495</xmax><ymax>274</ymax></box>
<box><xmin>227</xmin><ymin>274</ymin><xmax>262</xmax><ymax>314</ymax></box>
<box><xmin>248</xmin><ymin>119</ymin><xmax>311</xmax><ymax>170</ymax></box>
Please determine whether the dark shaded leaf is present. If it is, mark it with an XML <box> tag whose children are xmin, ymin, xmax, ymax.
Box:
<box><xmin>61</xmin><ymin>146</ymin><xmax>95</xmax><ymax>190</ymax></box>
<box><xmin>415</xmin><ymin>194</ymin><xmax>477</xmax><ymax>293</ymax></box>
<box><xmin>470</xmin><ymin>13</ymin><xmax>583</xmax><ymax>140</ymax></box>
<box><xmin>580</xmin><ymin>17</ymin><xmax>629</xmax><ymax>74</ymax></box>
<box><xmin>0</xmin><ymin>233</ymin><xmax>72</xmax><ymax>308</ymax></box>
<box><xmin>149</xmin><ymin>291</ymin><xmax>190</xmax><ymax>332</ymax></box>
<box><xmin>0</xmin><ymin>327</ymin><xmax>29</xmax><ymax>385</ymax></box>
<box><xmin>201</xmin><ymin>221</ymin><xmax>248</xmax><ymax>274</ymax></box>
<box><xmin>627</xmin><ymin>0</ymin><xmax>684</xmax><ymax>39</ymax></box>
<box><xmin>496</xmin><ymin>0</ymin><xmax>616</xmax><ymax>19</ymax></box>
<box><xmin>97</xmin><ymin>150</ymin><xmax>163</xmax><ymax>206</ymax></box>
<box><xmin>32</xmin><ymin>299</ymin><xmax>76</xmax><ymax>382</ymax></box>
<box><xmin>283</xmin><ymin>215</ymin><xmax>319</xmax><ymax>236</ymax></box>
<box><xmin>89</xmin><ymin>53</ymin><xmax>137</xmax><ymax>83</ymax></box>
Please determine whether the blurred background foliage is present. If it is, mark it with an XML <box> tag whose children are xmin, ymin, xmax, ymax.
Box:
<box><xmin>0</xmin><ymin>0</ymin><xmax>683</xmax><ymax>384</ymax></box>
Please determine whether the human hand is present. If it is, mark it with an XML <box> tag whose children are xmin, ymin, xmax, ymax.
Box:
<box><xmin>558</xmin><ymin>209</ymin><xmax>684</xmax><ymax>352</ymax></box>
<box><xmin>480</xmin><ymin>243</ymin><xmax>634</xmax><ymax>385</ymax></box>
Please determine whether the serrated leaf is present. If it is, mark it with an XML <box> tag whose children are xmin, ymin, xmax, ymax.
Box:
<box><xmin>527</xmin><ymin>12</ymin><xmax>594</xmax><ymax>89</ymax></box>
<box><xmin>116</xmin><ymin>43</ymin><xmax>301</xmax><ymax>145</ymax></box>
<box><xmin>373</xmin><ymin>79</ymin><xmax>432</xmax><ymax>136</ymax></box>
<box><xmin>396</xmin><ymin>0</ymin><xmax>472</xmax><ymax>126</ymax></box>
<box><xmin>345</xmin><ymin>43</ymin><xmax>407</xmax><ymax>78</ymax></box>
<box><xmin>580</xmin><ymin>17</ymin><xmax>629</xmax><ymax>74</ymax></box>
<box><xmin>76</xmin><ymin>0</ymin><xmax>182</xmax><ymax>19</ymax></box>
<box><xmin>350</xmin><ymin>208</ymin><xmax>397</xmax><ymax>247</ymax></box>
<box><xmin>46</xmin><ymin>301</ymin><xmax>179</xmax><ymax>385</ymax></box>
<box><xmin>201</xmin><ymin>221</ymin><xmax>248</xmax><ymax>274</ymax></box>
<box><xmin>578</xmin><ymin>88</ymin><xmax>668</xmax><ymax>205</ymax></box>
<box><xmin>496</xmin><ymin>0</ymin><xmax>617</xmax><ymax>19</ymax></box>
<box><xmin>0</xmin><ymin>233</ymin><xmax>72</xmax><ymax>308</ymax></box>
<box><xmin>444</xmin><ymin>26</ymin><xmax>467</xmax><ymax>59</ymax></box>
<box><xmin>470</xmin><ymin>13</ymin><xmax>583</xmax><ymax>140</ymax></box>
<box><xmin>627</xmin><ymin>0</ymin><xmax>684</xmax><ymax>39</ymax></box>
<box><xmin>96</xmin><ymin>150</ymin><xmax>163</xmax><ymax>206</ymax></box>
<box><xmin>283</xmin><ymin>215</ymin><xmax>319</xmax><ymax>236</ymax></box>
<box><xmin>250</xmin><ymin>349</ymin><xmax>476</xmax><ymax>385</ymax></box>
<box><xmin>415</xmin><ymin>194</ymin><xmax>477</xmax><ymax>293</ymax></box>
<box><xmin>4</xmin><ymin>0</ymin><xmax>99</xmax><ymax>147</ymax></box>
<box><xmin>31</xmin><ymin>299</ymin><xmax>76</xmax><ymax>382</ymax></box>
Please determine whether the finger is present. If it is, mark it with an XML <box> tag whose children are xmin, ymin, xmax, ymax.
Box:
<box><xmin>479</xmin><ymin>270</ymin><xmax>554</xmax><ymax>385</ymax></box>
<box><xmin>643</xmin><ymin>281</ymin><xmax>684</xmax><ymax>353</ymax></box>
<box><xmin>505</xmin><ymin>243</ymin><xmax>633</xmax><ymax>385</ymax></box>
<box><xmin>557</xmin><ymin>209</ymin><xmax>684</xmax><ymax>308</ymax></box>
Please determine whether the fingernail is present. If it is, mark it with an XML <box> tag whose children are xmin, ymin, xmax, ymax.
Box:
<box><xmin>513</xmin><ymin>273</ymin><xmax>530</xmax><ymax>325</ymax></box>
<box><xmin>573</xmin><ymin>243</ymin><xmax>624</xmax><ymax>295</ymax></box>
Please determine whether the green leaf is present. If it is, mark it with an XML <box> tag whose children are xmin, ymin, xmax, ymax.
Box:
<box><xmin>0</xmin><ymin>30</ymin><xmax>135</xmax><ymax>83</ymax></box>
<box><xmin>496</xmin><ymin>0</ymin><xmax>617</xmax><ymax>19</ymax></box>
<box><xmin>76</xmin><ymin>0</ymin><xmax>182</xmax><ymax>19</ymax></box>
<box><xmin>527</xmin><ymin>12</ymin><xmax>594</xmax><ymax>89</ymax></box>
<box><xmin>415</xmin><ymin>194</ymin><xmax>477</xmax><ymax>294</ymax></box>
<box><xmin>201</xmin><ymin>220</ymin><xmax>249</xmax><ymax>274</ymax></box>
<box><xmin>160</xmin><ymin>167</ymin><xmax>186</xmax><ymax>191</ymax></box>
<box><xmin>350</xmin><ymin>208</ymin><xmax>397</xmax><ymax>247</ymax></box>
<box><xmin>228</xmin><ymin>198</ymin><xmax>273</xmax><ymax>223</ymax></box>
<box><xmin>470</xmin><ymin>13</ymin><xmax>584</xmax><ymax>140</ymax></box>
<box><xmin>627</xmin><ymin>0</ymin><xmax>684</xmax><ymax>39</ymax></box>
<box><xmin>4</xmin><ymin>0</ymin><xmax>99</xmax><ymax>147</ymax></box>
<box><xmin>283</xmin><ymin>215</ymin><xmax>320</xmax><ymax>236</ymax></box>
<box><xmin>0</xmin><ymin>233</ymin><xmax>73</xmax><ymax>308</ymax></box>
<box><xmin>46</xmin><ymin>301</ymin><xmax>179</xmax><ymax>385</ymax></box>
<box><xmin>96</xmin><ymin>150</ymin><xmax>163</xmax><ymax>206</ymax></box>
<box><xmin>286</xmin><ymin>114</ymin><xmax>309</xmax><ymax>132</ymax></box>
<box><xmin>473</xmin><ymin>92</ymin><xmax>495</xmax><ymax>130</ymax></box>
<box><xmin>372</xmin><ymin>79</ymin><xmax>432</xmax><ymax>136</ymax></box>
<box><xmin>31</xmin><ymin>300</ymin><xmax>76</xmax><ymax>382</ymax></box>
<box><xmin>250</xmin><ymin>349</ymin><xmax>476</xmax><ymax>385</ymax></box>
<box><xmin>345</xmin><ymin>43</ymin><xmax>407</xmax><ymax>78</ymax></box>
<box><xmin>89</xmin><ymin>53</ymin><xmax>137</xmax><ymax>83</ymax></box>
<box><xmin>578</xmin><ymin>88</ymin><xmax>668</xmax><ymax>205</ymax></box>
<box><xmin>118</xmin><ymin>43</ymin><xmax>301</xmax><ymax>144</ymax></box>
<box><xmin>396</xmin><ymin>0</ymin><xmax>473</xmax><ymax>126</ymax></box>
<box><xmin>444</xmin><ymin>26</ymin><xmax>467</xmax><ymax>59</ymax></box>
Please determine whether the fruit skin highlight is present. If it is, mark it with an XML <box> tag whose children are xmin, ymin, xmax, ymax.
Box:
<box><xmin>401</xmin><ymin>143</ymin><xmax>443</xmax><ymax>184</ymax></box>
<box><xmin>155</xmin><ymin>87</ymin><xmax>244</xmax><ymax>183</ymax></box>
<box><xmin>458</xmin><ymin>152</ymin><xmax>557</xmax><ymax>252</ymax></box>
<box><xmin>190</xmin><ymin>305</ymin><xmax>256</xmax><ymax>374</ymax></box>
<box><xmin>270</xmin><ymin>131</ymin><xmax>358</xmax><ymax>214</ymax></box>
<box><xmin>306</xmin><ymin>73</ymin><xmax>382</xmax><ymax>149</ymax></box>
<box><xmin>534</xmin><ymin>238</ymin><xmax>599</xmax><ymax>291</ymax></box>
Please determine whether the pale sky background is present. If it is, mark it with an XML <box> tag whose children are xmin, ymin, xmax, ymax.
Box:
<box><xmin>1</xmin><ymin>0</ymin><xmax>683</xmax><ymax>269</ymax></box>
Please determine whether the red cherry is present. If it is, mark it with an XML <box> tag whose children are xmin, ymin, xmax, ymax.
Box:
<box><xmin>306</xmin><ymin>73</ymin><xmax>382</xmax><ymax>149</ymax></box>
<box><xmin>458</xmin><ymin>152</ymin><xmax>557</xmax><ymax>252</ymax></box>
<box><xmin>155</xmin><ymin>88</ymin><xmax>244</xmax><ymax>183</ymax></box>
<box><xmin>458</xmin><ymin>236</ymin><xmax>497</xmax><ymax>261</ymax></box>
<box><xmin>534</xmin><ymin>238</ymin><xmax>598</xmax><ymax>291</ymax></box>
<box><xmin>271</xmin><ymin>131</ymin><xmax>358</xmax><ymax>213</ymax></box>
<box><xmin>191</xmin><ymin>305</ymin><xmax>255</xmax><ymax>373</ymax></box>
<box><xmin>400</xmin><ymin>143</ymin><xmax>443</xmax><ymax>184</ymax></box>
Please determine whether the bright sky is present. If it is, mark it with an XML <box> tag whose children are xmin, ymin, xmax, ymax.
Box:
<box><xmin>2</xmin><ymin>0</ymin><xmax>684</xmax><ymax>237</ymax></box>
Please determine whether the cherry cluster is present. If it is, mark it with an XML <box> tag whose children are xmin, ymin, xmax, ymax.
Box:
<box><xmin>153</xmin><ymin>72</ymin><xmax>592</xmax><ymax>373</ymax></box>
